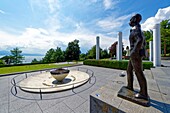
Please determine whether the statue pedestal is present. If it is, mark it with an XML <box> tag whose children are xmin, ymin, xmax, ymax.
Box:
<box><xmin>90</xmin><ymin>86</ymin><xmax>124</xmax><ymax>113</ymax></box>
<box><xmin>117</xmin><ymin>86</ymin><xmax>150</xmax><ymax>107</ymax></box>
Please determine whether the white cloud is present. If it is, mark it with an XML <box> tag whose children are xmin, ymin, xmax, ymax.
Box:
<box><xmin>0</xmin><ymin>0</ymin><xmax>131</xmax><ymax>55</ymax></box>
<box><xmin>29</xmin><ymin>0</ymin><xmax>60</xmax><ymax>14</ymax></box>
<box><xmin>97</xmin><ymin>19</ymin><xmax>122</xmax><ymax>31</ymax></box>
<box><xmin>73</xmin><ymin>28</ymin><xmax>117</xmax><ymax>50</ymax></box>
<box><xmin>0</xmin><ymin>25</ymin><xmax>120</xmax><ymax>54</ymax></box>
<box><xmin>0</xmin><ymin>31</ymin><xmax>17</xmax><ymax>50</ymax></box>
<box><xmin>103</xmin><ymin>0</ymin><xmax>112</xmax><ymax>9</ymax></box>
<box><xmin>141</xmin><ymin>6</ymin><xmax>170</xmax><ymax>31</ymax></box>
<box><xmin>47</xmin><ymin>0</ymin><xmax>60</xmax><ymax>13</ymax></box>
<box><xmin>29</xmin><ymin>0</ymin><xmax>48</xmax><ymax>9</ymax></box>
<box><xmin>0</xmin><ymin>9</ymin><xmax>5</xmax><ymax>14</ymax></box>
<box><xmin>44</xmin><ymin>14</ymin><xmax>61</xmax><ymax>31</ymax></box>
<box><xmin>103</xmin><ymin>0</ymin><xmax>119</xmax><ymax>10</ymax></box>
<box><xmin>97</xmin><ymin>14</ymin><xmax>132</xmax><ymax>31</ymax></box>
<box><xmin>0</xmin><ymin>28</ymin><xmax>50</xmax><ymax>54</ymax></box>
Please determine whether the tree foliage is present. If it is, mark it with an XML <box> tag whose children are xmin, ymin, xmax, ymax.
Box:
<box><xmin>143</xmin><ymin>30</ymin><xmax>153</xmax><ymax>49</ymax></box>
<box><xmin>10</xmin><ymin>47</ymin><xmax>24</xmax><ymax>64</ymax></box>
<box><xmin>0</xmin><ymin>59</ymin><xmax>4</xmax><ymax>65</ymax></box>
<box><xmin>79</xmin><ymin>53</ymin><xmax>86</xmax><ymax>61</ymax></box>
<box><xmin>53</xmin><ymin>47</ymin><xmax>65</xmax><ymax>62</ymax></box>
<box><xmin>43</xmin><ymin>47</ymin><xmax>65</xmax><ymax>63</ymax></box>
<box><xmin>31</xmin><ymin>58</ymin><xmax>39</xmax><ymax>63</ymax></box>
<box><xmin>86</xmin><ymin>45</ymin><xmax>97</xmax><ymax>59</ymax></box>
<box><xmin>0</xmin><ymin>55</ymin><xmax>14</xmax><ymax>65</ymax></box>
<box><xmin>43</xmin><ymin>48</ymin><xmax>55</xmax><ymax>63</ymax></box>
<box><xmin>86</xmin><ymin>45</ymin><xmax>109</xmax><ymax>59</ymax></box>
<box><xmin>143</xmin><ymin>19</ymin><xmax>170</xmax><ymax>56</ymax></box>
<box><xmin>101</xmin><ymin>49</ymin><xmax>109</xmax><ymax>59</ymax></box>
<box><xmin>42</xmin><ymin>39</ymin><xmax>80</xmax><ymax>63</ymax></box>
<box><xmin>160</xmin><ymin>19</ymin><xmax>170</xmax><ymax>56</ymax></box>
<box><xmin>65</xmin><ymin>39</ymin><xmax>81</xmax><ymax>61</ymax></box>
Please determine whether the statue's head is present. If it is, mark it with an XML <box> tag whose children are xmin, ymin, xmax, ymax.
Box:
<box><xmin>129</xmin><ymin>14</ymin><xmax>142</xmax><ymax>27</ymax></box>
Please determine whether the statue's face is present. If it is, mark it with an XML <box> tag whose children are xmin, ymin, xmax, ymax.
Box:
<box><xmin>129</xmin><ymin>16</ymin><xmax>136</xmax><ymax>27</ymax></box>
<box><xmin>129</xmin><ymin>14</ymin><xmax>142</xmax><ymax>27</ymax></box>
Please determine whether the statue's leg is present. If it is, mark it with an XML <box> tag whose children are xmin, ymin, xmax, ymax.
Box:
<box><xmin>131</xmin><ymin>56</ymin><xmax>148</xmax><ymax>98</ymax></box>
<box><xmin>127</xmin><ymin>58</ymin><xmax>134</xmax><ymax>90</ymax></box>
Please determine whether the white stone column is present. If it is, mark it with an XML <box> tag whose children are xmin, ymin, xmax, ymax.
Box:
<box><xmin>153</xmin><ymin>24</ymin><xmax>161</xmax><ymax>67</ymax></box>
<box><xmin>116</xmin><ymin>44</ymin><xmax>118</xmax><ymax>59</ymax></box>
<box><xmin>117</xmin><ymin>32</ymin><xmax>122</xmax><ymax>61</ymax></box>
<box><xmin>96</xmin><ymin>36</ymin><xmax>100</xmax><ymax>60</ymax></box>
<box><xmin>149</xmin><ymin>41</ymin><xmax>153</xmax><ymax>61</ymax></box>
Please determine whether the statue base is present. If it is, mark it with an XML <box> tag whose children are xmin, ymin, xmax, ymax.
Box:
<box><xmin>117</xmin><ymin>86</ymin><xmax>150</xmax><ymax>107</ymax></box>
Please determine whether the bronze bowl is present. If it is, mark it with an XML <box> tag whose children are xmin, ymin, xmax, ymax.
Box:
<box><xmin>50</xmin><ymin>68</ymin><xmax>70</xmax><ymax>82</ymax></box>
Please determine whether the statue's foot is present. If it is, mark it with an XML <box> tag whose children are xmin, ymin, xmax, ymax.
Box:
<box><xmin>135</xmin><ymin>93</ymin><xmax>149</xmax><ymax>100</ymax></box>
<box><xmin>125</xmin><ymin>86</ymin><xmax>134</xmax><ymax>91</ymax></box>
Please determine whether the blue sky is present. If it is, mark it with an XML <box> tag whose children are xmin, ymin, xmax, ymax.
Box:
<box><xmin>0</xmin><ymin>0</ymin><xmax>170</xmax><ymax>55</ymax></box>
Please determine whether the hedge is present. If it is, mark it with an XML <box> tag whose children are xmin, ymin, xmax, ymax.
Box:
<box><xmin>83</xmin><ymin>59</ymin><xmax>153</xmax><ymax>70</ymax></box>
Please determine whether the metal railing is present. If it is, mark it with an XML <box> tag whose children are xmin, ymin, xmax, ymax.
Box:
<box><xmin>11</xmin><ymin>67</ymin><xmax>94</xmax><ymax>100</ymax></box>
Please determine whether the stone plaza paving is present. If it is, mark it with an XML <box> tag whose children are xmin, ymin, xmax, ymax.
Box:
<box><xmin>0</xmin><ymin>63</ymin><xmax>170</xmax><ymax>113</ymax></box>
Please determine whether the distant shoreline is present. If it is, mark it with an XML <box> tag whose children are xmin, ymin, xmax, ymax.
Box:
<box><xmin>0</xmin><ymin>55</ymin><xmax>44</xmax><ymax>63</ymax></box>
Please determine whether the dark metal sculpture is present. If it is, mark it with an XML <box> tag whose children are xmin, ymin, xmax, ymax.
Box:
<box><xmin>127</xmin><ymin>14</ymin><xmax>149</xmax><ymax>100</ymax></box>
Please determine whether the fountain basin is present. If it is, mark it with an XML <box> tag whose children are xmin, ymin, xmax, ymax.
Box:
<box><xmin>50</xmin><ymin>68</ymin><xmax>70</xmax><ymax>82</ymax></box>
<box><xmin>19</xmin><ymin>70</ymin><xmax>90</xmax><ymax>93</ymax></box>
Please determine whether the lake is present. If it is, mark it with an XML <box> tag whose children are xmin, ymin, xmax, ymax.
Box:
<box><xmin>0</xmin><ymin>55</ymin><xmax>44</xmax><ymax>63</ymax></box>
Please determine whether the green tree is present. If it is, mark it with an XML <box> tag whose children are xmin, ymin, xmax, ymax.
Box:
<box><xmin>65</xmin><ymin>39</ymin><xmax>81</xmax><ymax>61</ymax></box>
<box><xmin>0</xmin><ymin>55</ymin><xmax>14</xmax><ymax>65</ymax></box>
<box><xmin>86</xmin><ymin>45</ymin><xmax>96</xmax><ymax>59</ymax></box>
<box><xmin>43</xmin><ymin>47</ymin><xmax>65</xmax><ymax>63</ymax></box>
<box><xmin>31</xmin><ymin>58</ymin><xmax>39</xmax><ymax>63</ymax></box>
<box><xmin>143</xmin><ymin>30</ymin><xmax>153</xmax><ymax>49</ymax></box>
<box><xmin>86</xmin><ymin>45</ymin><xmax>105</xmax><ymax>59</ymax></box>
<box><xmin>143</xmin><ymin>20</ymin><xmax>170</xmax><ymax>56</ymax></box>
<box><xmin>101</xmin><ymin>49</ymin><xmax>109</xmax><ymax>59</ymax></box>
<box><xmin>43</xmin><ymin>48</ymin><xmax>55</xmax><ymax>63</ymax></box>
<box><xmin>79</xmin><ymin>53</ymin><xmax>86</xmax><ymax>61</ymax></box>
<box><xmin>52</xmin><ymin>47</ymin><xmax>65</xmax><ymax>62</ymax></box>
<box><xmin>10</xmin><ymin>47</ymin><xmax>24</xmax><ymax>64</ymax></box>
<box><xmin>160</xmin><ymin>19</ymin><xmax>170</xmax><ymax>56</ymax></box>
<box><xmin>0</xmin><ymin>59</ymin><xmax>5</xmax><ymax>66</ymax></box>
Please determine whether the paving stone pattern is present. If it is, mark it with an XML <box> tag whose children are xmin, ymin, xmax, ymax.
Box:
<box><xmin>0</xmin><ymin>64</ymin><xmax>170</xmax><ymax>113</ymax></box>
<box><xmin>90</xmin><ymin>66</ymin><xmax>170</xmax><ymax>113</ymax></box>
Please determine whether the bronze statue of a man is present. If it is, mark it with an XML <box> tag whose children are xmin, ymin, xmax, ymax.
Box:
<box><xmin>127</xmin><ymin>14</ymin><xmax>149</xmax><ymax>100</ymax></box>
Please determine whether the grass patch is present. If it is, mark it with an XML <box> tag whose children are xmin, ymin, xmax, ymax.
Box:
<box><xmin>83</xmin><ymin>59</ymin><xmax>153</xmax><ymax>70</ymax></box>
<box><xmin>0</xmin><ymin>63</ymin><xmax>76</xmax><ymax>75</ymax></box>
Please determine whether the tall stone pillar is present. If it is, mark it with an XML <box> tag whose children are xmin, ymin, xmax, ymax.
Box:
<box><xmin>153</xmin><ymin>24</ymin><xmax>161</xmax><ymax>67</ymax></box>
<box><xmin>96</xmin><ymin>36</ymin><xmax>100</xmax><ymax>60</ymax></box>
<box><xmin>149</xmin><ymin>41</ymin><xmax>153</xmax><ymax>61</ymax></box>
<box><xmin>117</xmin><ymin>32</ymin><xmax>122</xmax><ymax>61</ymax></box>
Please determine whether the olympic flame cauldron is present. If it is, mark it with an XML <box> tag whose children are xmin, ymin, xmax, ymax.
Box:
<box><xmin>50</xmin><ymin>68</ymin><xmax>70</xmax><ymax>82</ymax></box>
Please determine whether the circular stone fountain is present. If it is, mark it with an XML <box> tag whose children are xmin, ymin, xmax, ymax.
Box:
<box><xmin>19</xmin><ymin>69</ymin><xmax>90</xmax><ymax>93</ymax></box>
